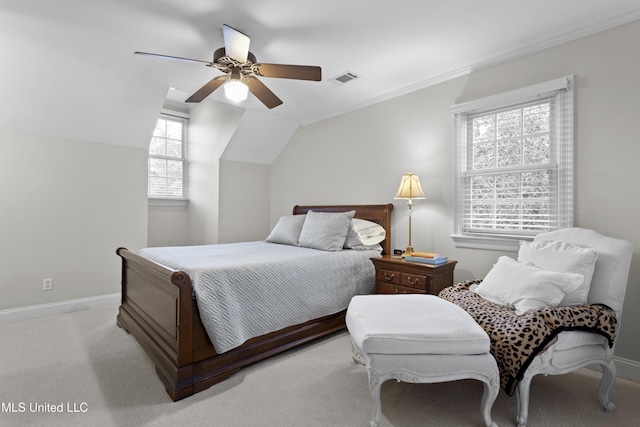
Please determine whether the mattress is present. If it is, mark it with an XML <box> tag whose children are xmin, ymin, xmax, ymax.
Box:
<box><xmin>138</xmin><ymin>241</ymin><xmax>379</xmax><ymax>353</ymax></box>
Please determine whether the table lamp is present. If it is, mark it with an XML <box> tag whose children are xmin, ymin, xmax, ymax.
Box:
<box><xmin>394</xmin><ymin>172</ymin><xmax>425</xmax><ymax>257</ymax></box>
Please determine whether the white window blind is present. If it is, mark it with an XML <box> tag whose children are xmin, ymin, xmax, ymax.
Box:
<box><xmin>148</xmin><ymin>112</ymin><xmax>188</xmax><ymax>200</ymax></box>
<box><xmin>451</xmin><ymin>76</ymin><xmax>574</xmax><ymax>251</ymax></box>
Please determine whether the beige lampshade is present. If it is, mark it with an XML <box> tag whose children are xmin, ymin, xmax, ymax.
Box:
<box><xmin>394</xmin><ymin>172</ymin><xmax>425</xmax><ymax>200</ymax></box>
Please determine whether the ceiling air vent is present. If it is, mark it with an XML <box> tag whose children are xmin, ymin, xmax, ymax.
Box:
<box><xmin>330</xmin><ymin>71</ymin><xmax>360</xmax><ymax>85</ymax></box>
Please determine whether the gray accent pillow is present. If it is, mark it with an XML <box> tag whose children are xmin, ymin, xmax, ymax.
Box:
<box><xmin>266</xmin><ymin>214</ymin><xmax>306</xmax><ymax>245</ymax></box>
<box><xmin>298</xmin><ymin>210</ymin><xmax>356</xmax><ymax>251</ymax></box>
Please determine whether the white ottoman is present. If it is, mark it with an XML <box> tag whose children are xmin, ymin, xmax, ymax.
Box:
<box><xmin>346</xmin><ymin>294</ymin><xmax>499</xmax><ymax>427</ymax></box>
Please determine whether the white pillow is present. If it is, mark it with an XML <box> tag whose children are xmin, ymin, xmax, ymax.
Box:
<box><xmin>473</xmin><ymin>256</ymin><xmax>584</xmax><ymax>315</ymax></box>
<box><xmin>266</xmin><ymin>214</ymin><xmax>306</xmax><ymax>245</ymax></box>
<box><xmin>298</xmin><ymin>210</ymin><xmax>355</xmax><ymax>251</ymax></box>
<box><xmin>344</xmin><ymin>218</ymin><xmax>386</xmax><ymax>248</ymax></box>
<box><xmin>518</xmin><ymin>240</ymin><xmax>598</xmax><ymax>306</ymax></box>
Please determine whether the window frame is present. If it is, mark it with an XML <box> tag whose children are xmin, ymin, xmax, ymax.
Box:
<box><xmin>148</xmin><ymin>109</ymin><xmax>189</xmax><ymax>205</ymax></box>
<box><xmin>451</xmin><ymin>76</ymin><xmax>574</xmax><ymax>251</ymax></box>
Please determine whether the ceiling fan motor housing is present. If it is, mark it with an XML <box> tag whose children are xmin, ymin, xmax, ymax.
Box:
<box><xmin>213</xmin><ymin>47</ymin><xmax>257</xmax><ymax>67</ymax></box>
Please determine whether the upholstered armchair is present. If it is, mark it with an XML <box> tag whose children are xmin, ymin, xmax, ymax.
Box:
<box><xmin>439</xmin><ymin>227</ymin><xmax>633</xmax><ymax>426</ymax></box>
<box><xmin>513</xmin><ymin>228</ymin><xmax>633</xmax><ymax>426</ymax></box>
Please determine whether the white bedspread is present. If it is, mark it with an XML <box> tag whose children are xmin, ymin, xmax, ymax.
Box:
<box><xmin>137</xmin><ymin>241</ymin><xmax>379</xmax><ymax>353</ymax></box>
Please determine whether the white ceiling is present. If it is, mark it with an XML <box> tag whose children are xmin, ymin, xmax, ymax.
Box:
<box><xmin>2</xmin><ymin>0</ymin><xmax>640</xmax><ymax>152</ymax></box>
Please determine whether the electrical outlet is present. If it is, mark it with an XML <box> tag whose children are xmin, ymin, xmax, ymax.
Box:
<box><xmin>43</xmin><ymin>278</ymin><xmax>53</xmax><ymax>291</ymax></box>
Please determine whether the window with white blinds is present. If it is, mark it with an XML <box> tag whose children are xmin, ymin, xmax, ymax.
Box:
<box><xmin>148</xmin><ymin>112</ymin><xmax>188</xmax><ymax>201</ymax></box>
<box><xmin>451</xmin><ymin>76</ymin><xmax>574</xmax><ymax>251</ymax></box>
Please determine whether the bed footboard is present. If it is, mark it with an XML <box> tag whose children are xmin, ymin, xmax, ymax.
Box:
<box><xmin>117</xmin><ymin>247</ymin><xmax>199</xmax><ymax>399</ymax></box>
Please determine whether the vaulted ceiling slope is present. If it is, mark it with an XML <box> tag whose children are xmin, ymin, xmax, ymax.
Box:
<box><xmin>1</xmin><ymin>1</ymin><xmax>639</xmax><ymax>154</ymax></box>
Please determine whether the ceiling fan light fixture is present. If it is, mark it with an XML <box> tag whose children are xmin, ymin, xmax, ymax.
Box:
<box><xmin>224</xmin><ymin>80</ymin><xmax>248</xmax><ymax>102</ymax></box>
<box><xmin>137</xmin><ymin>25</ymin><xmax>321</xmax><ymax>107</ymax></box>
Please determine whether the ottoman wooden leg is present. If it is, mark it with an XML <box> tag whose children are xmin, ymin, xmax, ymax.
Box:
<box><xmin>367</xmin><ymin>368</ymin><xmax>385</xmax><ymax>427</ymax></box>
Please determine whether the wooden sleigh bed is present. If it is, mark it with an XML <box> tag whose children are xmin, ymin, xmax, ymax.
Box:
<box><xmin>116</xmin><ymin>204</ymin><xmax>393</xmax><ymax>401</ymax></box>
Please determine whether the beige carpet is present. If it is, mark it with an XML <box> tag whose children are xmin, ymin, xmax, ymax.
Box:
<box><xmin>1</xmin><ymin>305</ymin><xmax>639</xmax><ymax>427</ymax></box>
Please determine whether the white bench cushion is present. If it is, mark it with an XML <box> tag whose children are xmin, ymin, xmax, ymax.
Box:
<box><xmin>346</xmin><ymin>294</ymin><xmax>489</xmax><ymax>355</ymax></box>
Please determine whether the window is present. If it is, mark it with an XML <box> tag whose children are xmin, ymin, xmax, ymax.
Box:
<box><xmin>148</xmin><ymin>111</ymin><xmax>188</xmax><ymax>202</ymax></box>
<box><xmin>451</xmin><ymin>76</ymin><xmax>574</xmax><ymax>251</ymax></box>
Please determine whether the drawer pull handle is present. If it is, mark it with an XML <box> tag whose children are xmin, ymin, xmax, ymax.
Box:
<box><xmin>395</xmin><ymin>287</ymin><xmax>407</xmax><ymax>294</ymax></box>
<box><xmin>383</xmin><ymin>273</ymin><xmax>394</xmax><ymax>281</ymax></box>
<box><xmin>407</xmin><ymin>276</ymin><xmax>419</xmax><ymax>285</ymax></box>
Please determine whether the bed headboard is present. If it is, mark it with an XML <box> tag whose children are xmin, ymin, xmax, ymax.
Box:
<box><xmin>292</xmin><ymin>204</ymin><xmax>394</xmax><ymax>255</ymax></box>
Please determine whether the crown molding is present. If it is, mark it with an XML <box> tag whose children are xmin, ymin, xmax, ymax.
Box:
<box><xmin>302</xmin><ymin>13</ymin><xmax>640</xmax><ymax>126</ymax></box>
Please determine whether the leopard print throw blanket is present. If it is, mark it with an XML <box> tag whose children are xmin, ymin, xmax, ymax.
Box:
<box><xmin>439</xmin><ymin>281</ymin><xmax>617</xmax><ymax>395</ymax></box>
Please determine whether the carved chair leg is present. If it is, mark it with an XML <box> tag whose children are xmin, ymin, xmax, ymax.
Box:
<box><xmin>480</xmin><ymin>378</ymin><xmax>500</xmax><ymax>427</ymax></box>
<box><xmin>598</xmin><ymin>361</ymin><xmax>617</xmax><ymax>414</ymax></box>
<box><xmin>515</xmin><ymin>374</ymin><xmax>533</xmax><ymax>427</ymax></box>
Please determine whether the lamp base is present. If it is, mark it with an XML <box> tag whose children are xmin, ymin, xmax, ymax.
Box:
<box><xmin>401</xmin><ymin>246</ymin><xmax>414</xmax><ymax>258</ymax></box>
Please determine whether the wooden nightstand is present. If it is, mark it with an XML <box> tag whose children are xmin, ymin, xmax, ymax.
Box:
<box><xmin>371</xmin><ymin>255</ymin><xmax>457</xmax><ymax>295</ymax></box>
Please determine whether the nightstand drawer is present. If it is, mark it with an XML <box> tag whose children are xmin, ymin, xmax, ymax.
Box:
<box><xmin>400</xmin><ymin>273</ymin><xmax>428</xmax><ymax>290</ymax></box>
<box><xmin>376</xmin><ymin>268</ymin><xmax>400</xmax><ymax>285</ymax></box>
<box><xmin>375</xmin><ymin>282</ymin><xmax>423</xmax><ymax>295</ymax></box>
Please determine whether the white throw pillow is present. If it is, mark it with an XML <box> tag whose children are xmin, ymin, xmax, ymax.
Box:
<box><xmin>518</xmin><ymin>240</ymin><xmax>598</xmax><ymax>306</ymax></box>
<box><xmin>473</xmin><ymin>256</ymin><xmax>584</xmax><ymax>315</ymax></box>
<box><xmin>266</xmin><ymin>214</ymin><xmax>306</xmax><ymax>246</ymax></box>
<box><xmin>344</xmin><ymin>218</ymin><xmax>386</xmax><ymax>248</ymax></box>
<box><xmin>298</xmin><ymin>210</ymin><xmax>356</xmax><ymax>251</ymax></box>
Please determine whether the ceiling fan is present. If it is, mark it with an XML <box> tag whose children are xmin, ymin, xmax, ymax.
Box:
<box><xmin>135</xmin><ymin>25</ymin><xmax>322</xmax><ymax>109</ymax></box>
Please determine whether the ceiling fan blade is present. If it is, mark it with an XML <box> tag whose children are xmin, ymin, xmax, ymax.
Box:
<box><xmin>244</xmin><ymin>76</ymin><xmax>283</xmax><ymax>109</ymax></box>
<box><xmin>185</xmin><ymin>76</ymin><xmax>227</xmax><ymax>103</ymax></box>
<box><xmin>255</xmin><ymin>64</ymin><xmax>322</xmax><ymax>81</ymax></box>
<box><xmin>223</xmin><ymin>24</ymin><xmax>250</xmax><ymax>63</ymax></box>
<box><xmin>134</xmin><ymin>51</ymin><xmax>212</xmax><ymax>65</ymax></box>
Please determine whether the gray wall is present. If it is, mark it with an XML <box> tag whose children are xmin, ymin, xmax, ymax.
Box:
<box><xmin>0</xmin><ymin>131</ymin><xmax>148</xmax><ymax>310</ymax></box>
<box><xmin>270</xmin><ymin>21</ymin><xmax>640</xmax><ymax>364</ymax></box>
<box><xmin>218</xmin><ymin>160</ymin><xmax>271</xmax><ymax>244</ymax></box>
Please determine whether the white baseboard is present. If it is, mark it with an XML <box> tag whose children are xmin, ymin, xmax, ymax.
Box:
<box><xmin>615</xmin><ymin>356</ymin><xmax>640</xmax><ymax>382</ymax></box>
<box><xmin>0</xmin><ymin>293</ymin><xmax>121</xmax><ymax>324</ymax></box>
